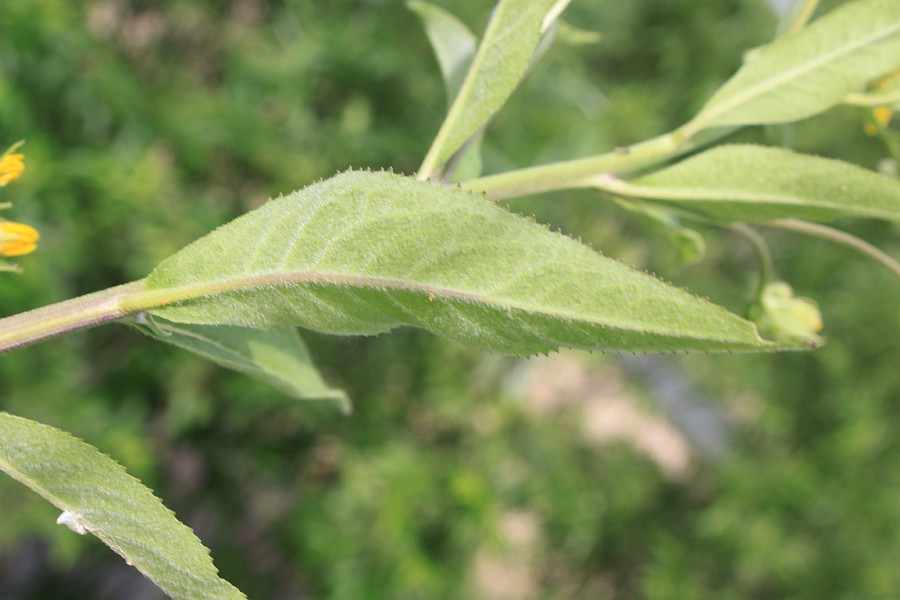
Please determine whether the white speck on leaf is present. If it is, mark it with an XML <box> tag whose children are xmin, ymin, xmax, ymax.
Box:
<box><xmin>57</xmin><ymin>510</ymin><xmax>89</xmax><ymax>535</ymax></box>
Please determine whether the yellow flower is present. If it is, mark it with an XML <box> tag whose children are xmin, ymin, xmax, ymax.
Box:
<box><xmin>0</xmin><ymin>152</ymin><xmax>24</xmax><ymax>187</ymax></box>
<box><xmin>0</xmin><ymin>221</ymin><xmax>39</xmax><ymax>257</ymax></box>
<box><xmin>863</xmin><ymin>71</ymin><xmax>898</xmax><ymax>135</ymax></box>
<box><xmin>873</xmin><ymin>105</ymin><xmax>894</xmax><ymax>128</ymax></box>
<box><xmin>864</xmin><ymin>106</ymin><xmax>894</xmax><ymax>136</ymax></box>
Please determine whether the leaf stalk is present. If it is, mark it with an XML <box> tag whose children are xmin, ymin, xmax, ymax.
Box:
<box><xmin>766</xmin><ymin>218</ymin><xmax>900</xmax><ymax>278</ymax></box>
<box><xmin>460</xmin><ymin>131</ymin><xmax>683</xmax><ymax>201</ymax></box>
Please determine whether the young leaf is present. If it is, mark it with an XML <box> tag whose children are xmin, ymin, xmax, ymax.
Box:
<box><xmin>683</xmin><ymin>0</ymin><xmax>900</xmax><ymax>136</ymax></box>
<box><xmin>407</xmin><ymin>2</ymin><xmax>485</xmax><ymax>182</ymax></box>
<box><xmin>408</xmin><ymin>1</ymin><xmax>477</xmax><ymax>103</ymax></box>
<box><xmin>604</xmin><ymin>145</ymin><xmax>900</xmax><ymax>223</ymax></box>
<box><xmin>127</xmin><ymin>316</ymin><xmax>350</xmax><ymax>412</ymax></box>
<box><xmin>142</xmin><ymin>170</ymin><xmax>804</xmax><ymax>353</ymax></box>
<box><xmin>418</xmin><ymin>0</ymin><xmax>558</xmax><ymax>178</ymax></box>
<box><xmin>0</xmin><ymin>412</ymin><xmax>245</xmax><ymax>600</ymax></box>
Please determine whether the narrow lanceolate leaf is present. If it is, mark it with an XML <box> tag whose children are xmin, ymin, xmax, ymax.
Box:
<box><xmin>0</xmin><ymin>413</ymin><xmax>245</xmax><ymax>600</ymax></box>
<box><xmin>127</xmin><ymin>317</ymin><xmax>350</xmax><ymax>412</ymax></box>
<box><xmin>408</xmin><ymin>1</ymin><xmax>477</xmax><ymax>103</ymax></box>
<box><xmin>418</xmin><ymin>0</ymin><xmax>558</xmax><ymax>178</ymax></box>
<box><xmin>610</xmin><ymin>145</ymin><xmax>900</xmax><ymax>223</ymax></box>
<box><xmin>143</xmin><ymin>170</ymin><xmax>803</xmax><ymax>353</ymax></box>
<box><xmin>684</xmin><ymin>0</ymin><xmax>900</xmax><ymax>135</ymax></box>
<box><xmin>408</xmin><ymin>1</ymin><xmax>484</xmax><ymax>182</ymax></box>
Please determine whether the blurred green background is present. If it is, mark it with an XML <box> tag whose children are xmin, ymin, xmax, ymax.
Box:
<box><xmin>1</xmin><ymin>1</ymin><xmax>899</xmax><ymax>598</ymax></box>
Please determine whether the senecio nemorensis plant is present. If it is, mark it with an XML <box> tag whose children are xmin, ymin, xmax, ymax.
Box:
<box><xmin>1</xmin><ymin>1</ymin><xmax>899</xmax><ymax>597</ymax></box>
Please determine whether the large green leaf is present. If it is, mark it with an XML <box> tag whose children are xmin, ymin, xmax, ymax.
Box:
<box><xmin>141</xmin><ymin>170</ymin><xmax>804</xmax><ymax>352</ymax></box>
<box><xmin>418</xmin><ymin>0</ymin><xmax>558</xmax><ymax>178</ymax></box>
<box><xmin>608</xmin><ymin>145</ymin><xmax>900</xmax><ymax>223</ymax></box>
<box><xmin>684</xmin><ymin>0</ymin><xmax>900</xmax><ymax>135</ymax></box>
<box><xmin>0</xmin><ymin>412</ymin><xmax>244</xmax><ymax>600</ymax></box>
<box><xmin>127</xmin><ymin>316</ymin><xmax>350</xmax><ymax>412</ymax></box>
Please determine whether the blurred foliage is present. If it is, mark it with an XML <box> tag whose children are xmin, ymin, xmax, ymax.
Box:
<box><xmin>0</xmin><ymin>1</ymin><xmax>899</xmax><ymax>599</ymax></box>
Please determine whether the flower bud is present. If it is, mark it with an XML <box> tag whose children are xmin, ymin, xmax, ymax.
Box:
<box><xmin>0</xmin><ymin>152</ymin><xmax>24</xmax><ymax>187</ymax></box>
<box><xmin>0</xmin><ymin>221</ymin><xmax>39</xmax><ymax>256</ymax></box>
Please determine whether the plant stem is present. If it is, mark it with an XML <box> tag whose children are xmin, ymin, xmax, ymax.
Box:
<box><xmin>0</xmin><ymin>273</ymin><xmax>282</xmax><ymax>354</ymax></box>
<box><xmin>460</xmin><ymin>130</ymin><xmax>684</xmax><ymax>201</ymax></box>
<box><xmin>0</xmin><ymin>280</ymin><xmax>147</xmax><ymax>353</ymax></box>
<box><xmin>729</xmin><ymin>223</ymin><xmax>775</xmax><ymax>297</ymax></box>
<box><xmin>766</xmin><ymin>218</ymin><xmax>900</xmax><ymax>278</ymax></box>
<box><xmin>843</xmin><ymin>88</ymin><xmax>900</xmax><ymax>107</ymax></box>
<box><xmin>781</xmin><ymin>0</ymin><xmax>820</xmax><ymax>36</ymax></box>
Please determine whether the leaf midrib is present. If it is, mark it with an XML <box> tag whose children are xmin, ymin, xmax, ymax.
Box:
<box><xmin>696</xmin><ymin>16</ymin><xmax>900</xmax><ymax>126</ymax></box>
<box><xmin>623</xmin><ymin>186</ymin><xmax>895</xmax><ymax>218</ymax></box>
<box><xmin>140</xmin><ymin>271</ymin><xmax>741</xmax><ymax>339</ymax></box>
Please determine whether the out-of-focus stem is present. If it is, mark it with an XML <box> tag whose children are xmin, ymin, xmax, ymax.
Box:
<box><xmin>766</xmin><ymin>218</ymin><xmax>900</xmax><ymax>278</ymax></box>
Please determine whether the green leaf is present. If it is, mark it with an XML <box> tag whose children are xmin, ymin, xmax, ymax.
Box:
<box><xmin>684</xmin><ymin>0</ymin><xmax>900</xmax><ymax>135</ymax></box>
<box><xmin>609</xmin><ymin>145</ymin><xmax>900</xmax><ymax>223</ymax></box>
<box><xmin>408</xmin><ymin>2</ymin><xmax>486</xmax><ymax>182</ymax></box>
<box><xmin>142</xmin><ymin>170</ymin><xmax>803</xmax><ymax>353</ymax></box>
<box><xmin>127</xmin><ymin>316</ymin><xmax>350</xmax><ymax>412</ymax></box>
<box><xmin>418</xmin><ymin>0</ymin><xmax>558</xmax><ymax>178</ymax></box>
<box><xmin>445</xmin><ymin>132</ymin><xmax>484</xmax><ymax>182</ymax></box>
<box><xmin>0</xmin><ymin>412</ymin><xmax>245</xmax><ymax>600</ymax></box>
<box><xmin>612</xmin><ymin>198</ymin><xmax>706</xmax><ymax>264</ymax></box>
<box><xmin>408</xmin><ymin>1</ymin><xmax>477</xmax><ymax>103</ymax></box>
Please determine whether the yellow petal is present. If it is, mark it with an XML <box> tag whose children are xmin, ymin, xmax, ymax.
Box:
<box><xmin>0</xmin><ymin>153</ymin><xmax>25</xmax><ymax>187</ymax></box>
<box><xmin>874</xmin><ymin>106</ymin><xmax>894</xmax><ymax>127</ymax></box>
<box><xmin>0</xmin><ymin>221</ymin><xmax>39</xmax><ymax>256</ymax></box>
<box><xmin>1</xmin><ymin>241</ymin><xmax>37</xmax><ymax>257</ymax></box>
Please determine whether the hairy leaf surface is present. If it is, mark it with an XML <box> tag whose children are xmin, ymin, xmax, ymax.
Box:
<box><xmin>617</xmin><ymin>145</ymin><xmax>900</xmax><ymax>223</ymax></box>
<box><xmin>686</xmin><ymin>0</ymin><xmax>900</xmax><ymax>133</ymax></box>
<box><xmin>0</xmin><ymin>412</ymin><xmax>244</xmax><ymax>600</ymax></box>
<box><xmin>144</xmin><ymin>171</ymin><xmax>801</xmax><ymax>352</ymax></box>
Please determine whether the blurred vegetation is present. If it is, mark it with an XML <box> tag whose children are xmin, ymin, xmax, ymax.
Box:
<box><xmin>0</xmin><ymin>1</ymin><xmax>898</xmax><ymax>598</ymax></box>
